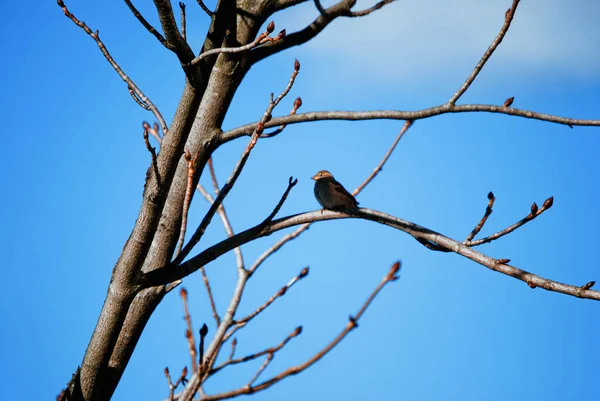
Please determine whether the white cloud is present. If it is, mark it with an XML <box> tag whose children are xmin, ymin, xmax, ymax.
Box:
<box><xmin>274</xmin><ymin>0</ymin><xmax>600</xmax><ymax>84</ymax></box>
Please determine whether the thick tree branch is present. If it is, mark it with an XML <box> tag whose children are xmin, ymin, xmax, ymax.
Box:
<box><xmin>152</xmin><ymin>0</ymin><xmax>195</xmax><ymax>63</ymax></box>
<box><xmin>174</xmin><ymin>60</ymin><xmax>301</xmax><ymax>265</ymax></box>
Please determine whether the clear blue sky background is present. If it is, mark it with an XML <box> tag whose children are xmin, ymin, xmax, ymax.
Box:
<box><xmin>2</xmin><ymin>0</ymin><xmax>599</xmax><ymax>400</ymax></box>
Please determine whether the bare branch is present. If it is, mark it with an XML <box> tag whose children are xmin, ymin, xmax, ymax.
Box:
<box><xmin>175</xmin><ymin>150</ymin><xmax>199</xmax><ymax>258</ymax></box>
<box><xmin>152</xmin><ymin>0</ymin><xmax>195</xmax><ymax>62</ymax></box>
<box><xmin>187</xmin><ymin>21</ymin><xmax>283</xmax><ymax>67</ymax></box>
<box><xmin>180</xmin><ymin>288</ymin><xmax>198</xmax><ymax>374</ymax></box>
<box><xmin>123</xmin><ymin>0</ymin><xmax>167</xmax><ymax>46</ymax></box>
<box><xmin>174</xmin><ymin>61</ymin><xmax>301</xmax><ymax>265</ymax></box>
<box><xmin>211</xmin><ymin>326</ymin><xmax>302</xmax><ymax>376</ymax></box>
<box><xmin>465</xmin><ymin>191</ymin><xmax>495</xmax><ymax>242</ymax></box>
<box><xmin>345</xmin><ymin>0</ymin><xmax>395</xmax><ymax>17</ymax></box>
<box><xmin>448</xmin><ymin>0</ymin><xmax>520</xmax><ymax>105</ymax></box>
<box><xmin>179</xmin><ymin>2</ymin><xmax>187</xmax><ymax>41</ymax></box>
<box><xmin>261</xmin><ymin>97</ymin><xmax>303</xmax><ymax>138</ymax></box>
<box><xmin>143</xmin><ymin>122</ymin><xmax>161</xmax><ymax>184</ymax></box>
<box><xmin>195</xmin><ymin>0</ymin><xmax>213</xmax><ymax>16</ymax></box>
<box><xmin>58</xmin><ymin>0</ymin><xmax>169</xmax><ymax>135</ymax></box>
<box><xmin>353</xmin><ymin>120</ymin><xmax>412</xmax><ymax>194</ymax></box>
<box><xmin>221</xmin><ymin>104</ymin><xmax>600</xmax><ymax>143</ymax></box>
<box><xmin>251</xmin><ymin>0</ymin><xmax>356</xmax><ymax>64</ymax></box>
<box><xmin>164</xmin><ymin>366</ymin><xmax>188</xmax><ymax>401</ymax></box>
<box><xmin>142</xmin><ymin>208</ymin><xmax>600</xmax><ymax>302</ymax></box>
<box><xmin>200</xmin><ymin>267</ymin><xmax>220</xmax><ymax>326</ymax></box>
<box><xmin>238</xmin><ymin>267</ymin><xmax>309</xmax><ymax>326</ymax></box>
<box><xmin>466</xmin><ymin>196</ymin><xmax>554</xmax><ymax>247</ymax></box>
<box><xmin>200</xmin><ymin>262</ymin><xmax>400</xmax><ymax>401</ymax></box>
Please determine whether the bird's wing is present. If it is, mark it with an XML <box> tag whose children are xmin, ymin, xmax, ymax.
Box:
<box><xmin>332</xmin><ymin>180</ymin><xmax>359</xmax><ymax>206</ymax></box>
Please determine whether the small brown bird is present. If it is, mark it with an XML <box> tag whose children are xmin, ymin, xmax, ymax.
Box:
<box><xmin>311</xmin><ymin>170</ymin><xmax>359</xmax><ymax>211</ymax></box>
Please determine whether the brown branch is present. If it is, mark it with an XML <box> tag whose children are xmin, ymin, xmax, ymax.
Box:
<box><xmin>465</xmin><ymin>191</ymin><xmax>495</xmax><ymax>242</ymax></box>
<box><xmin>466</xmin><ymin>196</ymin><xmax>554</xmax><ymax>247</ymax></box>
<box><xmin>448</xmin><ymin>0</ymin><xmax>520</xmax><ymax>105</ymax></box>
<box><xmin>175</xmin><ymin>150</ymin><xmax>199</xmax><ymax>258</ymax></box>
<box><xmin>200</xmin><ymin>262</ymin><xmax>400</xmax><ymax>401</ymax></box>
<box><xmin>123</xmin><ymin>0</ymin><xmax>167</xmax><ymax>46</ymax></box>
<box><xmin>196</xmin><ymin>0</ymin><xmax>214</xmax><ymax>17</ymax></box>
<box><xmin>345</xmin><ymin>0</ymin><xmax>395</xmax><ymax>17</ymax></box>
<box><xmin>200</xmin><ymin>267</ymin><xmax>220</xmax><ymax>326</ymax></box>
<box><xmin>164</xmin><ymin>366</ymin><xmax>188</xmax><ymax>401</ymax></box>
<box><xmin>260</xmin><ymin>97</ymin><xmax>303</xmax><ymax>138</ymax></box>
<box><xmin>180</xmin><ymin>288</ymin><xmax>198</xmax><ymax>374</ymax></box>
<box><xmin>220</xmin><ymin>104</ymin><xmax>600</xmax><ymax>143</ymax></box>
<box><xmin>179</xmin><ymin>2</ymin><xmax>187</xmax><ymax>41</ymax></box>
<box><xmin>354</xmin><ymin>120</ymin><xmax>412</xmax><ymax>193</ymax></box>
<box><xmin>251</xmin><ymin>0</ymin><xmax>357</xmax><ymax>64</ymax></box>
<box><xmin>143</xmin><ymin>122</ymin><xmax>161</xmax><ymax>183</ymax></box>
<box><xmin>249</xmin><ymin>121</ymin><xmax>410</xmax><ymax>274</ymax></box>
<box><xmin>174</xmin><ymin>60</ymin><xmax>301</xmax><ymax>265</ymax></box>
<box><xmin>187</xmin><ymin>21</ymin><xmax>283</xmax><ymax>67</ymax></box>
<box><xmin>211</xmin><ymin>326</ymin><xmax>302</xmax><ymax>376</ymax></box>
<box><xmin>57</xmin><ymin>0</ymin><xmax>169</xmax><ymax>135</ymax></box>
<box><xmin>239</xmin><ymin>267</ymin><xmax>309</xmax><ymax>325</ymax></box>
<box><xmin>129</xmin><ymin>86</ymin><xmax>150</xmax><ymax>110</ymax></box>
<box><xmin>142</xmin><ymin>208</ymin><xmax>600</xmax><ymax>302</ymax></box>
<box><xmin>152</xmin><ymin>0</ymin><xmax>195</xmax><ymax>62</ymax></box>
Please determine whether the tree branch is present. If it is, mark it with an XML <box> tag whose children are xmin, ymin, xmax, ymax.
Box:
<box><xmin>174</xmin><ymin>60</ymin><xmax>301</xmax><ymax>265</ymax></box>
<box><xmin>221</xmin><ymin>104</ymin><xmax>600</xmax><ymax>143</ymax></box>
<box><xmin>58</xmin><ymin>0</ymin><xmax>169</xmax><ymax>135</ymax></box>
<box><xmin>123</xmin><ymin>0</ymin><xmax>167</xmax><ymax>46</ymax></box>
<box><xmin>199</xmin><ymin>261</ymin><xmax>401</xmax><ymax>401</ymax></box>
<box><xmin>142</xmin><ymin>208</ymin><xmax>600</xmax><ymax>301</ymax></box>
<box><xmin>448</xmin><ymin>0</ymin><xmax>520</xmax><ymax>105</ymax></box>
<box><xmin>152</xmin><ymin>0</ymin><xmax>195</xmax><ymax>63</ymax></box>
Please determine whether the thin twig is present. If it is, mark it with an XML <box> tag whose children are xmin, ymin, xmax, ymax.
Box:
<box><xmin>344</xmin><ymin>0</ymin><xmax>395</xmax><ymax>17</ymax></box>
<box><xmin>129</xmin><ymin>86</ymin><xmax>150</xmax><ymax>110</ymax></box>
<box><xmin>200</xmin><ymin>267</ymin><xmax>220</xmax><ymax>326</ymax></box>
<box><xmin>123</xmin><ymin>0</ymin><xmax>167</xmax><ymax>46</ymax></box>
<box><xmin>199</xmin><ymin>262</ymin><xmax>401</xmax><ymax>401</ymax></box>
<box><xmin>179</xmin><ymin>2</ymin><xmax>187</xmax><ymax>41</ymax></box>
<box><xmin>174</xmin><ymin>60</ymin><xmax>301</xmax><ymax>265</ymax></box>
<box><xmin>187</xmin><ymin>21</ymin><xmax>284</xmax><ymax>66</ymax></box>
<box><xmin>261</xmin><ymin>97</ymin><xmax>303</xmax><ymax>138</ymax></box>
<box><xmin>211</xmin><ymin>326</ymin><xmax>302</xmax><ymax>375</ymax></box>
<box><xmin>354</xmin><ymin>120</ymin><xmax>412</xmax><ymax>194</ymax></box>
<box><xmin>57</xmin><ymin>0</ymin><xmax>169</xmax><ymax>135</ymax></box>
<box><xmin>238</xmin><ymin>267</ymin><xmax>309</xmax><ymax>325</ymax></box>
<box><xmin>175</xmin><ymin>150</ymin><xmax>199</xmax><ymax>258</ymax></box>
<box><xmin>164</xmin><ymin>366</ymin><xmax>188</xmax><ymax>401</ymax></box>
<box><xmin>448</xmin><ymin>0</ymin><xmax>520</xmax><ymax>105</ymax></box>
<box><xmin>464</xmin><ymin>191</ymin><xmax>495</xmax><ymax>242</ymax></box>
<box><xmin>180</xmin><ymin>288</ymin><xmax>198</xmax><ymax>374</ymax></box>
<box><xmin>466</xmin><ymin>196</ymin><xmax>554</xmax><ymax>246</ymax></box>
<box><xmin>196</xmin><ymin>0</ymin><xmax>214</xmax><ymax>16</ymax></box>
<box><xmin>143</xmin><ymin>122</ymin><xmax>161</xmax><ymax>184</ymax></box>
<box><xmin>207</xmin><ymin>158</ymin><xmax>220</xmax><ymax>195</ymax></box>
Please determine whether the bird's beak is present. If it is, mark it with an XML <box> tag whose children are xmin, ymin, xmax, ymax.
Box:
<box><xmin>311</xmin><ymin>174</ymin><xmax>317</xmax><ymax>180</ymax></box>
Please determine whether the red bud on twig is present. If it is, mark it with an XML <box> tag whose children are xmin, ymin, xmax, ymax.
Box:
<box><xmin>294</xmin><ymin>59</ymin><xmax>300</xmax><ymax>72</ymax></box>
<box><xmin>530</xmin><ymin>202</ymin><xmax>538</xmax><ymax>215</ymax></box>
<box><xmin>542</xmin><ymin>196</ymin><xmax>554</xmax><ymax>210</ymax></box>
<box><xmin>582</xmin><ymin>281</ymin><xmax>595</xmax><ymax>290</ymax></box>
<box><xmin>497</xmin><ymin>258</ymin><xmax>511</xmax><ymax>264</ymax></box>
<box><xmin>503</xmin><ymin>97</ymin><xmax>514</xmax><ymax>107</ymax></box>
<box><xmin>266</xmin><ymin>21</ymin><xmax>275</xmax><ymax>33</ymax></box>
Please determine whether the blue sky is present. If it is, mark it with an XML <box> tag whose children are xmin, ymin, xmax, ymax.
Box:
<box><xmin>1</xmin><ymin>0</ymin><xmax>600</xmax><ymax>400</ymax></box>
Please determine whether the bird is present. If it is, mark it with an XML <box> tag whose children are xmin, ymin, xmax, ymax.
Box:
<box><xmin>311</xmin><ymin>170</ymin><xmax>359</xmax><ymax>211</ymax></box>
